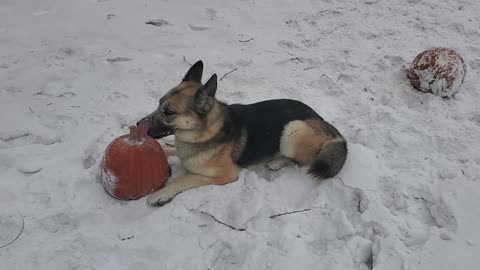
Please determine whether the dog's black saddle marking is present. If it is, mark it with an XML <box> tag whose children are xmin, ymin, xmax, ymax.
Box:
<box><xmin>223</xmin><ymin>99</ymin><xmax>321</xmax><ymax>166</ymax></box>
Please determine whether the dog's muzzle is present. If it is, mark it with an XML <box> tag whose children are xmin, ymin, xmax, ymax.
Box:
<box><xmin>136</xmin><ymin>112</ymin><xmax>174</xmax><ymax>139</ymax></box>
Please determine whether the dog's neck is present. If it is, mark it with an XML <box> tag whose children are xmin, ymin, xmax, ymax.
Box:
<box><xmin>174</xmin><ymin>101</ymin><xmax>226</xmax><ymax>144</ymax></box>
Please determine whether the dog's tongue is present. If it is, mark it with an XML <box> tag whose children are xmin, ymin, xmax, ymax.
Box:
<box><xmin>137</xmin><ymin>122</ymin><xmax>149</xmax><ymax>138</ymax></box>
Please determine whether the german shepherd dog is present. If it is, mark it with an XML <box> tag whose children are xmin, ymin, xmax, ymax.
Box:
<box><xmin>137</xmin><ymin>61</ymin><xmax>347</xmax><ymax>206</ymax></box>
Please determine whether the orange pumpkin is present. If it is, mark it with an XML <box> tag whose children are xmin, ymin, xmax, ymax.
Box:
<box><xmin>100</xmin><ymin>126</ymin><xmax>170</xmax><ymax>200</ymax></box>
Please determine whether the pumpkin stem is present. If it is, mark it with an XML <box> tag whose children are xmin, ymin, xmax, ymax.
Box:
<box><xmin>128</xmin><ymin>125</ymin><xmax>142</xmax><ymax>142</ymax></box>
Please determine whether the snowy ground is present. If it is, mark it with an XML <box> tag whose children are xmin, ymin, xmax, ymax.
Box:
<box><xmin>1</xmin><ymin>0</ymin><xmax>480</xmax><ymax>269</ymax></box>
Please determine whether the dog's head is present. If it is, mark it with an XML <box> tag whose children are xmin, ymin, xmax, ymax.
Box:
<box><xmin>137</xmin><ymin>60</ymin><xmax>220</xmax><ymax>142</ymax></box>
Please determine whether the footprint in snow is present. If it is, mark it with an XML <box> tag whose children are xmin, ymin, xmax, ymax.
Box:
<box><xmin>285</xmin><ymin>19</ymin><xmax>301</xmax><ymax>31</ymax></box>
<box><xmin>205</xmin><ymin>8</ymin><xmax>217</xmax><ymax>18</ymax></box>
<box><xmin>188</xmin><ymin>24</ymin><xmax>210</xmax><ymax>31</ymax></box>
<box><xmin>468</xmin><ymin>113</ymin><xmax>480</xmax><ymax>127</ymax></box>
<box><xmin>38</xmin><ymin>212</ymin><xmax>80</xmax><ymax>233</ymax></box>
<box><xmin>0</xmin><ymin>131</ymin><xmax>63</xmax><ymax>148</ymax></box>
<box><xmin>38</xmin><ymin>113</ymin><xmax>78</xmax><ymax>129</ymax></box>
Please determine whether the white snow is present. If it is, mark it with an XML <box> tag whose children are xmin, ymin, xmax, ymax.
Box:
<box><xmin>1</xmin><ymin>0</ymin><xmax>480</xmax><ymax>269</ymax></box>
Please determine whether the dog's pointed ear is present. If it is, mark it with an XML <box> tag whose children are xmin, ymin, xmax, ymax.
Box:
<box><xmin>194</xmin><ymin>74</ymin><xmax>217</xmax><ymax>114</ymax></box>
<box><xmin>183</xmin><ymin>60</ymin><xmax>203</xmax><ymax>83</ymax></box>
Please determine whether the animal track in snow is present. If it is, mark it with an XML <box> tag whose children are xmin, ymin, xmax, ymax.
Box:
<box><xmin>188</xmin><ymin>25</ymin><xmax>210</xmax><ymax>31</ymax></box>
<box><xmin>469</xmin><ymin>113</ymin><xmax>480</xmax><ymax>127</ymax></box>
<box><xmin>378</xmin><ymin>179</ymin><xmax>458</xmax><ymax>251</ymax></box>
<box><xmin>39</xmin><ymin>212</ymin><xmax>80</xmax><ymax>234</ymax></box>
<box><xmin>284</xmin><ymin>19</ymin><xmax>301</xmax><ymax>31</ymax></box>
<box><xmin>38</xmin><ymin>113</ymin><xmax>78</xmax><ymax>129</ymax></box>
<box><xmin>0</xmin><ymin>131</ymin><xmax>63</xmax><ymax>148</ymax></box>
<box><xmin>205</xmin><ymin>8</ymin><xmax>217</xmax><ymax>18</ymax></box>
<box><xmin>107</xmin><ymin>91</ymin><xmax>129</xmax><ymax>101</ymax></box>
<box><xmin>277</xmin><ymin>40</ymin><xmax>304</xmax><ymax>50</ymax></box>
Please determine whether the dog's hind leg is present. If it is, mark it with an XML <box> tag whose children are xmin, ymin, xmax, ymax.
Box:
<box><xmin>266</xmin><ymin>157</ymin><xmax>295</xmax><ymax>171</ymax></box>
<box><xmin>279</xmin><ymin>119</ymin><xmax>347</xmax><ymax>179</ymax></box>
<box><xmin>279</xmin><ymin>120</ymin><xmax>325</xmax><ymax>166</ymax></box>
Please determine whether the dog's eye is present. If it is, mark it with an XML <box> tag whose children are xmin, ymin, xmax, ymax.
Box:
<box><xmin>164</xmin><ymin>107</ymin><xmax>176</xmax><ymax>116</ymax></box>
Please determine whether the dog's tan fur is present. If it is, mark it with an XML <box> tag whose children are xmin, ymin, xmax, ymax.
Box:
<box><xmin>147</xmin><ymin>92</ymin><xmax>240</xmax><ymax>206</ymax></box>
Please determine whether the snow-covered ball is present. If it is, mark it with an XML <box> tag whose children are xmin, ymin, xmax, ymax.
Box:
<box><xmin>408</xmin><ymin>48</ymin><xmax>466</xmax><ymax>98</ymax></box>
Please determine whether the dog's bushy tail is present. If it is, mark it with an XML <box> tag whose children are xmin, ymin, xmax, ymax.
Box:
<box><xmin>308</xmin><ymin>138</ymin><xmax>347</xmax><ymax>179</ymax></box>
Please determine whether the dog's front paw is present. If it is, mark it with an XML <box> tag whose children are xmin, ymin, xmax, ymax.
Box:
<box><xmin>147</xmin><ymin>189</ymin><xmax>175</xmax><ymax>207</ymax></box>
<box><xmin>162</xmin><ymin>144</ymin><xmax>177</xmax><ymax>157</ymax></box>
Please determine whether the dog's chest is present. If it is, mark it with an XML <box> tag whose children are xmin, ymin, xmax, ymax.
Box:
<box><xmin>175</xmin><ymin>140</ymin><xmax>222</xmax><ymax>172</ymax></box>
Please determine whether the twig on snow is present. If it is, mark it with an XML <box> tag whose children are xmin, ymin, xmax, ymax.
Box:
<box><xmin>219</xmin><ymin>68</ymin><xmax>238</xmax><ymax>81</ymax></box>
<box><xmin>270</xmin><ymin>208</ymin><xmax>311</xmax><ymax>219</ymax></box>
<box><xmin>107</xmin><ymin>57</ymin><xmax>132</xmax><ymax>63</ymax></box>
<box><xmin>238</xmin><ymin>38</ymin><xmax>254</xmax><ymax>43</ymax></box>
<box><xmin>321</xmin><ymin>73</ymin><xmax>336</xmax><ymax>85</ymax></box>
<box><xmin>117</xmin><ymin>234</ymin><xmax>135</xmax><ymax>241</ymax></box>
<box><xmin>183</xmin><ymin>56</ymin><xmax>192</xmax><ymax>66</ymax></box>
<box><xmin>0</xmin><ymin>212</ymin><xmax>25</xmax><ymax>249</ymax></box>
<box><xmin>145</xmin><ymin>19</ymin><xmax>171</xmax><ymax>27</ymax></box>
<box><xmin>200</xmin><ymin>211</ymin><xmax>246</xmax><ymax>231</ymax></box>
<box><xmin>2</xmin><ymin>132</ymin><xmax>31</xmax><ymax>142</ymax></box>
